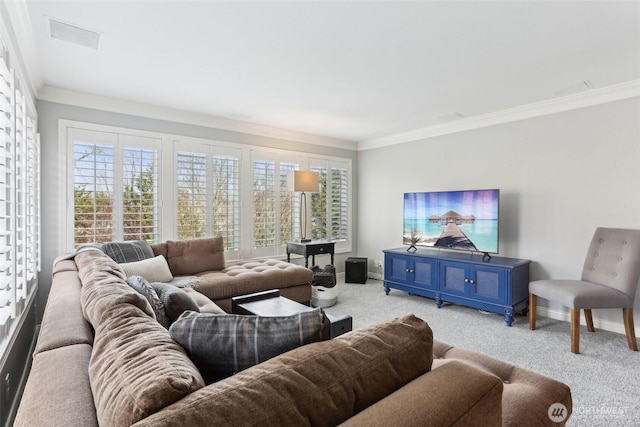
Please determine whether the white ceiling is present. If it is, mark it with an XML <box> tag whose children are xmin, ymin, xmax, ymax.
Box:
<box><xmin>12</xmin><ymin>0</ymin><xmax>640</xmax><ymax>145</ymax></box>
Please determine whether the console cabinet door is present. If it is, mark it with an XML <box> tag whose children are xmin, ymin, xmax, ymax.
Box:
<box><xmin>386</xmin><ymin>254</ymin><xmax>411</xmax><ymax>284</ymax></box>
<box><xmin>413</xmin><ymin>258</ymin><xmax>437</xmax><ymax>290</ymax></box>
<box><xmin>469</xmin><ymin>266</ymin><xmax>506</xmax><ymax>304</ymax></box>
<box><xmin>439</xmin><ymin>261</ymin><xmax>469</xmax><ymax>297</ymax></box>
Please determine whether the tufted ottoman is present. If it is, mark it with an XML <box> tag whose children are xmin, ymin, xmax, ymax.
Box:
<box><xmin>432</xmin><ymin>340</ymin><xmax>573</xmax><ymax>426</ymax></box>
<box><xmin>192</xmin><ymin>259</ymin><xmax>313</xmax><ymax>312</ymax></box>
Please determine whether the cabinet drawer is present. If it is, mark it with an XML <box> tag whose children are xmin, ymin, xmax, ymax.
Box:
<box><xmin>306</xmin><ymin>243</ymin><xmax>334</xmax><ymax>256</ymax></box>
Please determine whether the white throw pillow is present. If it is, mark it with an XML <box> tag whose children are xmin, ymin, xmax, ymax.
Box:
<box><xmin>120</xmin><ymin>255</ymin><xmax>173</xmax><ymax>283</ymax></box>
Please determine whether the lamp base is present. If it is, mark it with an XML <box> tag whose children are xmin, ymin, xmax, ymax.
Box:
<box><xmin>300</xmin><ymin>238</ymin><xmax>312</xmax><ymax>243</ymax></box>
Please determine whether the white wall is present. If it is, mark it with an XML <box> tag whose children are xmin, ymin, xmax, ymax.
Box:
<box><xmin>357</xmin><ymin>97</ymin><xmax>640</xmax><ymax>336</ymax></box>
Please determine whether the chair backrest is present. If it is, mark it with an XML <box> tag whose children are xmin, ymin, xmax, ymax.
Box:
<box><xmin>581</xmin><ymin>227</ymin><xmax>640</xmax><ymax>300</ymax></box>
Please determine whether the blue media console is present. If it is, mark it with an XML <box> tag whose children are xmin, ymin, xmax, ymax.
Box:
<box><xmin>383</xmin><ymin>248</ymin><xmax>531</xmax><ymax>326</ymax></box>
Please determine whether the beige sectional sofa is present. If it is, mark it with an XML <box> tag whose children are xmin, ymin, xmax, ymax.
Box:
<box><xmin>15</xmin><ymin>242</ymin><xmax>572</xmax><ymax>426</ymax></box>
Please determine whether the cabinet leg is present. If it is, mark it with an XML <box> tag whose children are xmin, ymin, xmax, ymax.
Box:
<box><xmin>383</xmin><ymin>282</ymin><xmax>390</xmax><ymax>295</ymax></box>
<box><xmin>435</xmin><ymin>294</ymin><xmax>442</xmax><ymax>308</ymax></box>
<box><xmin>504</xmin><ymin>308</ymin><xmax>514</xmax><ymax>327</ymax></box>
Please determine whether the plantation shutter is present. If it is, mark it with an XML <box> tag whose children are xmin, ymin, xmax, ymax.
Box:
<box><xmin>212</xmin><ymin>150</ymin><xmax>240</xmax><ymax>253</ymax></box>
<box><xmin>176</xmin><ymin>152</ymin><xmax>207</xmax><ymax>240</ymax></box>
<box><xmin>71</xmin><ymin>130</ymin><xmax>116</xmax><ymax>246</ymax></box>
<box><xmin>330</xmin><ymin>164</ymin><xmax>349</xmax><ymax>241</ymax></box>
<box><xmin>310</xmin><ymin>158</ymin><xmax>351</xmax><ymax>250</ymax></box>
<box><xmin>309</xmin><ymin>164</ymin><xmax>327</xmax><ymax>241</ymax></box>
<box><xmin>250</xmin><ymin>151</ymin><xmax>300</xmax><ymax>257</ymax></box>
<box><xmin>251</xmin><ymin>154</ymin><xmax>277</xmax><ymax>253</ymax></box>
<box><xmin>121</xmin><ymin>139</ymin><xmax>159</xmax><ymax>241</ymax></box>
<box><xmin>14</xmin><ymin>84</ymin><xmax>26</xmax><ymax>305</ymax></box>
<box><xmin>71</xmin><ymin>129</ymin><xmax>160</xmax><ymax>247</ymax></box>
<box><xmin>26</xmin><ymin>118</ymin><xmax>40</xmax><ymax>278</ymax></box>
<box><xmin>0</xmin><ymin>50</ymin><xmax>14</xmax><ymax>336</ymax></box>
<box><xmin>0</xmin><ymin>42</ymin><xmax>40</xmax><ymax>345</ymax></box>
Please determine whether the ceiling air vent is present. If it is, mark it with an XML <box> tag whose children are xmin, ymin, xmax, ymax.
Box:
<box><xmin>49</xmin><ymin>18</ymin><xmax>100</xmax><ymax>50</ymax></box>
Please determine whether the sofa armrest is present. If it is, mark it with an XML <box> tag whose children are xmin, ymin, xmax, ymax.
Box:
<box><xmin>338</xmin><ymin>360</ymin><xmax>503</xmax><ymax>427</ymax></box>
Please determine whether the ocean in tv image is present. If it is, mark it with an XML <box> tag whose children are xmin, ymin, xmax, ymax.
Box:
<box><xmin>403</xmin><ymin>189</ymin><xmax>499</xmax><ymax>253</ymax></box>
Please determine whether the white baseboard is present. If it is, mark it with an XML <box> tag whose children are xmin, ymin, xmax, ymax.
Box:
<box><xmin>367</xmin><ymin>272</ymin><xmax>383</xmax><ymax>281</ymax></box>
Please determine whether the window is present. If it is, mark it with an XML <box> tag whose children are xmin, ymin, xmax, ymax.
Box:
<box><xmin>175</xmin><ymin>145</ymin><xmax>241</xmax><ymax>254</ymax></box>
<box><xmin>62</xmin><ymin>124</ymin><xmax>352</xmax><ymax>259</ymax></box>
<box><xmin>211</xmin><ymin>152</ymin><xmax>240</xmax><ymax>252</ymax></box>
<box><xmin>250</xmin><ymin>151</ymin><xmax>300</xmax><ymax>258</ymax></box>
<box><xmin>69</xmin><ymin>128</ymin><xmax>160</xmax><ymax>248</ymax></box>
<box><xmin>0</xmin><ymin>42</ymin><xmax>40</xmax><ymax>353</ymax></box>
<box><xmin>310</xmin><ymin>159</ymin><xmax>351</xmax><ymax>250</ymax></box>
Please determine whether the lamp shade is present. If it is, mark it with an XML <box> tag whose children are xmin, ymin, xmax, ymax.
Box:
<box><xmin>289</xmin><ymin>171</ymin><xmax>319</xmax><ymax>193</ymax></box>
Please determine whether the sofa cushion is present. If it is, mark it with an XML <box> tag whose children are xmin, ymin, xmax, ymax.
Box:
<box><xmin>120</xmin><ymin>255</ymin><xmax>174</xmax><ymax>283</ymax></box>
<box><xmin>432</xmin><ymin>340</ymin><xmax>573</xmax><ymax>426</ymax></box>
<box><xmin>77</xmin><ymin>250</ymin><xmax>155</xmax><ymax>324</ymax></box>
<box><xmin>14</xmin><ymin>344</ymin><xmax>97</xmax><ymax>427</ymax></box>
<box><xmin>90</xmin><ymin>302</ymin><xmax>205</xmax><ymax>426</ymax></box>
<box><xmin>126</xmin><ymin>275</ymin><xmax>170</xmax><ymax>327</ymax></box>
<box><xmin>193</xmin><ymin>259</ymin><xmax>313</xmax><ymax>302</ymax></box>
<box><xmin>76</xmin><ymin>249</ymin><xmax>205</xmax><ymax>426</ymax></box>
<box><xmin>170</xmin><ymin>309</ymin><xmax>330</xmax><ymax>383</ymax></box>
<box><xmin>152</xmin><ymin>282</ymin><xmax>200</xmax><ymax>323</ymax></box>
<box><xmin>166</xmin><ymin>236</ymin><xmax>225</xmax><ymax>276</ymax></box>
<box><xmin>182</xmin><ymin>287</ymin><xmax>226</xmax><ymax>314</ymax></box>
<box><xmin>135</xmin><ymin>314</ymin><xmax>433</xmax><ymax>427</ymax></box>
<box><xmin>102</xmin><ymin>239</ymin><xmax>154</xmax><ymax>263</ymax></box>
<box><xmin>35</xmin><ymin>262</ymin><xmax>94</xmax><ymax>354</ymax></box>
<box><xmin>339</xmin><ymin>360</ymin><xmax>503</xmax><ymax>427</ymax></box>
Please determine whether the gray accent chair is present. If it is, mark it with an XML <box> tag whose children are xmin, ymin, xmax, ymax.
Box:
<box><xmin>529</xmin><ymin>227</ymin><xmax>640</xmax><ymax>354</ymax></box>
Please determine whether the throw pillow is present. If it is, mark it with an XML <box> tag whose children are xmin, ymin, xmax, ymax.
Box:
<box><xmin>151</xmin><ymin>282</ymin><xmax>200</xmax><ymax>324</ymax></box>
<box><xmin>170</xmin><ymin>309</ymin><xmax>330</xmax><ymax>383</ymax></box>
<box><xmin>166</xmin><ymin>237</ymin><xmax>225</xmax><ymax>276</ymax></box>
<box><xmin>102</xmin><ymin>240</ymin><xmax>154</xmax><ymax>263</ymax></box>
<box><xmin>120</xmin><ymin>255</ymin><xmax>174</xmax><ymax>283</ymax></box>
<box><xmin>126</xmin><ymin>276</ymin><xmax>169</xmax><ymax>328</ymax></box>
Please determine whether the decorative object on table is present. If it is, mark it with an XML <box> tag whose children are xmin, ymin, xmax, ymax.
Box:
<box><xmin>289</xmin><ymin>170</ymin><xmax>319</xmax><ymax>242</ymax></box>
<box><xmin>311</xmin><ymin>264</ymin><xmax>338</xmax><ymax>308</ymax></box>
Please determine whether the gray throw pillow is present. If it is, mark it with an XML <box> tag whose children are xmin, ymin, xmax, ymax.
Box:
<box><xmin>125</xmin><ymin>276</ymin><xmax>169</xmax><ymax>328</ymax></box>
<box><xmin>103</xmin><ymin>240</ymin><xmax>155</xmax><ymax>263</ymax></box>
<box><xmin>170</xmin><ymin>309</ymin><xmax>330</xmax><ymax>383</ymax></box>
<box><xmin>151</xmin><ymin>282</ymin><xmax>200</xmax><ymax>324</ymax></box>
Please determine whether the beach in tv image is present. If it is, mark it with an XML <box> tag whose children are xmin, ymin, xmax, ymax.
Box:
<box><xmin>403</xmin><ymin>189</ymin><xmax>499</xmax><ymax>254</ymax></box>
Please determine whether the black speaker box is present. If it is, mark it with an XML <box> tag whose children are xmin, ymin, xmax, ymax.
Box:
<box><xmin>345</xmin><ymin>257</ymin><xmax>368</xmax><ymax>284</ymax></box>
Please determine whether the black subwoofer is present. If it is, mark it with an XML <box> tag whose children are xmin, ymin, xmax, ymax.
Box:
<box><xmin>345</xmin><ymin>257</ymin><xmax>368</xmax><ymax>284</ymax></box>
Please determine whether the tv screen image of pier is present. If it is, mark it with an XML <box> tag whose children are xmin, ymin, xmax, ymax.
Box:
<box><xmin>403</xmin><ymin>189</ymin><xmax>499</xmax><ymax>253</ymax></box>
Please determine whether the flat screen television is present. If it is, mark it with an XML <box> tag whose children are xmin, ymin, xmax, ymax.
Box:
<box><xmin>403</xmin><ymin>189</ymin><xmax>499</xmax><ymax>255</ymax></box>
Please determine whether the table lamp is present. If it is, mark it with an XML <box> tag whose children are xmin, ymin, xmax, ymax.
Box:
<box><xmin>290</xmin><ymin>171</ymin><xmax>319</xmax><ymax>242</ymax></box>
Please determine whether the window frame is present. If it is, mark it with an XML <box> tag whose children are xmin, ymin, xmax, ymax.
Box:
<box><xmin>59</xmin><ymin>121</ymin><xmax>353</xmax><ymax>259</ymax></box>
<box><xmin>65</xmin><ymin>127</ymin><xmax>163</xmax><ymax>248</ymax></box>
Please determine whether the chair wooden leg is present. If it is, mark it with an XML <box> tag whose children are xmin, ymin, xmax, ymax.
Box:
<box><xmin>529</xmin><ymin>293</ymin><xmax>537</xmax><ymax>330</ymax></box>
<box><xmin>584</xmin><ymin>309</ymin><xmax>595</xmax><ymax>332</ymax></box>
<box><xmin>623</xmin><ymin>308</ymin><xmax>638</xmax><ymax>351</ymax></box>
<box><xmin>571</xmin><ymin>309</ymin><xmax>580</xmax><ymax>354</ymax></box>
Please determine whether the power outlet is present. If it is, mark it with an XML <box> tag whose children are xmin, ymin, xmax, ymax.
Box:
<box><xmin>375</xmin><ymin>260</ymin><xmax>383</xmax><ymax>269</ymax></box>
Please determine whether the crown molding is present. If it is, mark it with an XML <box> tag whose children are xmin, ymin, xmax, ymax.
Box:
<box><xmin>358</xmin><ymin>80</ymin><xmax>640</xmax><ymax>151</ymax></box>
<box><xmin>37</xmin><ymin>86</ymin><xmax>359</xmax><ymax>151</ymax></box>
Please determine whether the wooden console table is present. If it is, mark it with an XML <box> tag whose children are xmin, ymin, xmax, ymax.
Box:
<box><xmin>286</xmin><ymin>241</ymin><xmax>335</xmax><ymax>268</ymax></box>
